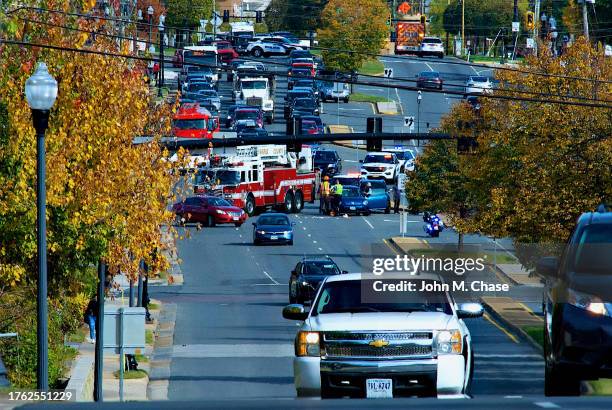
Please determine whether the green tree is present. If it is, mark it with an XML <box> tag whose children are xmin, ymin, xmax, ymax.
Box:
<box><xmin>317</xmin><ymin>0</ymin><xmax>389</xmax><ymax>72</ymax></box>
<box><xmin>265</xmin><ymin>0</ymin><xmax>326</xmax><ymax>36</ymax></box>
<box><xmin>165</xmin><ymin>0</ymin><xmax>213</xmax><ymax>34</ymax></box>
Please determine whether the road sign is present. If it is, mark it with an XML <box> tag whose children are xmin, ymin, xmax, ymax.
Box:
<box><xmin>397</xmin><ymin>2</ymin><xmax>411</xmax><ymax>15</ymax></box>
<box><xmin>384</xmin><ymin>67</ymin><xmax>394</xmax><ymax>78</ymax></box>
<box><xmin>397</xmin><ymin>173</ymin><xmax>407</xmax><ymax>192</ymax></box>
<box><xmin>512</xmin><ymin>22</ymin><xmax>520</xmax><ymax>33</ymax></box>
<box><xmin>526</xmin><ymin>38</ymin><xmax>535</xmax><ymax>49</ymax></box>
<box><xmin>404</xmin><ymin>116</ymin><xmax>415</xmax><ymax>131</ymax></box>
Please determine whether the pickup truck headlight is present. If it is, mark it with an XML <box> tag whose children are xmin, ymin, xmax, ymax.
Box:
<box><xmin>436</xmin><ymin>330</ymin><xmax>462</xmax><ymax>354</ymax></box>
<box><xmin>296</xmin><ymin>331</ymin><xmax>321</xmax><ymax>357</ymax></box>
<box><xmin>363</xmin><ymin>200</ymin><xmax>368</xmax><ymax>206</ymax></box>
<box><xmin>568</xmin><ymin>289</ymin><xmax>611</xmax><ymax>316</ymax></box>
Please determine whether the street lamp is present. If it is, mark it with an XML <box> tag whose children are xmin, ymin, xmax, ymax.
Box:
<box><xmin>25</xmin><ymin>62</ymin><xmax>58</xmax><ymax>391</ymax></box>
<box><xmin>158</xmin><ymin>18</ymin><xmax>165</xmax><ymax>97</ymax></box>
<box><xmin>147</xmin><ymin>5</ymin><xmax>154</xmax><ymax>46</ymax></box>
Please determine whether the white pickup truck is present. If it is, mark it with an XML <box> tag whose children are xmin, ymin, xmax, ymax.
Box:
<box><xmin>283</xmin><ymin>273</ymin><xmax>483</xmax><ymax>398</ymax></box>
<box><xmin>233</xmin><ymin>76</ymin><xmax>275</xmax><ymax>124</ymax></box>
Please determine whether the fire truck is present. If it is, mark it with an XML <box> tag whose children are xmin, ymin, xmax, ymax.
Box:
<box><xmin>194</xmin><ymin>145</ymin><xmax>317</xmax><ymax>216</ymax></box>
<box><xmin>395</xmin><ymin>18</ymin><xmax>425</xmax><ymax>55</ymax></box>
<box><xmin>172</xmin><ymin>103</ymin><xmax>220</xmax><ymax>139</ymax></box>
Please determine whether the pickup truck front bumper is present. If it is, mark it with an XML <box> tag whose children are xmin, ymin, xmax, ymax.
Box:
<box><xmin>294</xmin><ymin>356</ymin><xmax>465</xmax><ymax>397</ymax></box>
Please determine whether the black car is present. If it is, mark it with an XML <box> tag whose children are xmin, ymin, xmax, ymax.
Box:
<box><xmin>313</xmin><ymin>149</ymin><xmax>342</xmax><ymax>176</ymax></box>
<box><xmin>284</xmin><ymin>90</ymin><xmax>316</xmax><ymax>119</ymax></box>
<box><xmin>289</xmin><ymin>257</ymin><xmax>346</xmax><ymax>303</ymax></box>
<box><xmin>288</xmin><ymin>68</ymin><xmax>314</xmax><ymax>90</ymax></box>
<box><xmin>290</xmin><ymin>97</ymin><xmax>319</xmax><ymax>118</ymax></box>
<box><xmin>537</xmin><ymin>206</ymin><xmax>612</xmax><ymax>396</ymax></box>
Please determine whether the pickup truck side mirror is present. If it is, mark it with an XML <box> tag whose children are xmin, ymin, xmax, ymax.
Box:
<box><xmin>282</xmin><ymin>304</ymin><xmax>308</xmax><ymax>320</ymax></box>
<box><xmin>536</xmin><ymin>256</ymin><xmax>559</xmax><ymax>278</ymax></box>
<box><xmin>456</xmin><ymin>303</ymin><xmax>484</xmax><ymax>319</ymax></box>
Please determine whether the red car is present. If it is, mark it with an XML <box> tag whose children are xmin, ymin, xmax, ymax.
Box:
<box><xmin>173</xmin><ymin>196</ymin><xmax>247</xmax><ymax>227</ymax></box>
<box><xmin>218</xmin><ymin>48</ymin><xmax>239</xmax><ymax>66</ymax></box>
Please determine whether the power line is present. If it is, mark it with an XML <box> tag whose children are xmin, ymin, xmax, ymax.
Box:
<box><xmin>2</xmin><ymin>38</ymin><xmax>611</xmax><ymax>110</ymax></box>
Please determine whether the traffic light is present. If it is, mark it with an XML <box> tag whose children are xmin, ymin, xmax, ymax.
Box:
<box><xmin>256</xmin><ymin>11</ymin><xmax>263</xmax><ymax>24</ymax></box>
<box><xmin>223</xmin><ymin>10</ymin><xmax>230</xmax><ymax>23</ymax></box>
<box><xmin>525</xmin><ymin>11</ymin><xmax>535</xmax><ymax>30</ymax></box>
<box><xmin>366</xmin><ymin>117</ymin><xmax>383</xmax><ymax>152</ymax></box>
<box><xmin>286</xmin><ymin>118</ymin><xmax>302</xmax><ymax>153</ymax></box>
<box><xmin>387</xmin><ymin>15</ymin><xmax>392</xmax><ymax>27</ymax></box>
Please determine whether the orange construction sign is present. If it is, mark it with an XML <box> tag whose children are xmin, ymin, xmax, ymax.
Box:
<box><xmin>397</xmin><ymin>1</ymin><xmax>411</xmax><ymax>15</ymax></box>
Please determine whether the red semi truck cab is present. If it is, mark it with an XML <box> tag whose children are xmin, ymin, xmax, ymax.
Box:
<box><xmin>172</xmin><ymin>103</ymin><xmax>220</xmax><ymax>139</ymax></box>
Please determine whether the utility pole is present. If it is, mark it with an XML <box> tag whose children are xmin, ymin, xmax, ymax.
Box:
<box><xmin>512</xmin><ymin>0</ymin><xmax>519</xmax><ymax>60</ymax></box>
<box><xmin>582</xmin><ymin>0</ymin><xmax>589</xmax><ymax>40</ymax></box>
<box><xmin>461</xmin><ymin>0</ymin><xmax>465</xmax><ymax>56</ymax></box>
<box><xmin>534</xmin><ymin>0</ymin><xmax>541</xmax><ymax>55</ymax></box>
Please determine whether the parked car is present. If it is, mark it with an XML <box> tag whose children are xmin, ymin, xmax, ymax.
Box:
<box><xmin>289</xmin><ymin>257</ymin><xmax>346</xmax><ymax>304</ymax></box>
<box><xmin>465</xmin><ymin>76</ymin><xmax>493</xmax><ymax>95</ymax></box>
<box><xmin>537</xmin><ymin>206</ymin><xmax>612</xmax><ymax>396</ymax></box>
<box><xmin>360</xmin><ymin>179</ymin><xmax>390</xmax><ymax>213</ymax></box>
<box><xmin>419</xmin><ymin>37</ymin><xmax>445</xmax><ymax>58</ymax></box>
<box><xmin>416</xmin><ymin>71</ymin><xmax>443</xmax><ymax>90</ymax></box>
<box><xmin>252</xmin><ymin>213</ymin><xmax>295</xmax><ymax>245</ymax></box>
<box><xmin>173</xmin><ymin>196</ymin><xmax>247</xmax><ymax>227</ymax></box>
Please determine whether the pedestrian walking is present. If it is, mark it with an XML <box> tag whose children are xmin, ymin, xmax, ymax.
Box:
<box><xmin>84</xmin><ymin>298</ymin><xmax>98</xmax><ymax>344</ymax></box>
<box><xmin>393</xmin><ymin>182</ymin><xmax>401</xmax><ymax>214</ymax></box>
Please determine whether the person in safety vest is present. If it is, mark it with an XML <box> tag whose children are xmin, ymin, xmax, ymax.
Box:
<box><xmin>320</xmin><ymin>175</ymin><xmax>331</xmax><ymax>214</ymax></box>
<box><xmin>330</xmin><ymin>179</ymin><xmax>343</xmax><ymax>215</ymax></box>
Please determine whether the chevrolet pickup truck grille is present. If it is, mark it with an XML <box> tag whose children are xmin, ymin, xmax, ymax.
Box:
<box><xmin>325</xmin><ymin>332</ymin><xmax>432</xmax><ymax>341</ymax></box>
<box><xmin>325</xmin><ymin>344</ymin><xmax>432</xmax><ymax>358</ymax></box>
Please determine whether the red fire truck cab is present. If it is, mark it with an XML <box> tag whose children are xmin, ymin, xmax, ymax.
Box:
<box><xmin>172</xmin><ymin>103</ymin><xmax>220</xmax><ymax>139</ymax></box>
<box><xmin>195</xmin><ymin>154</ymin><xmax>316</xmax><ymax>216</ymax></box>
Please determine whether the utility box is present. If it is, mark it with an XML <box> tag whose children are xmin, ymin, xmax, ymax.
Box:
<box><xmin>103</xmin><ymin>306</ymin><xmax>145</xmax><ymax>354</ymax></box>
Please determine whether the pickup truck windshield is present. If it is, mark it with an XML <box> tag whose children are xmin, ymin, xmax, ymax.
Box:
<box><xmin>313</xmin><ymin>280</ymin><xmax>452</xmax><ymax>316</ymax></box>
<box><xmin>242</xmin><ymin>81</ymin><xmax>267</xmax><ymax>90</ymax></box>
<box><xmin>173</xmin><ymin>119</ymin><xmax>206</xmax><ymax>130</ymax></box>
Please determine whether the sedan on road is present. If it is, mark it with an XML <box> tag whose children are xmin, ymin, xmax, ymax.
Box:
<box><xmin>252</xmin><ymin>213</ymin><xmax>295</xmax><ymax>245</ymax></box>
<box><xmin>289</xmin><ymin>257</ymin><xmax>346</xmax><ymax>304</ymax></box>
<box><xmin>301</xmin><ymin>116</ymin><xmax>326</xmax><ymax>135</ymax></box>
<box><xmin>465</xmin><ymin>76</ymin><xmax>493</xmax><ymax>95</ymax></box>
<box><xmin>416</xmin><ymin>71</ymin><xmax>444</xmax><ymax>90</ymax></box>
<box><xmin>337</xmin><ymin>185</ymin><xmax>370</xmax><ymax>216</ymax></box>
<box><xmin>173</xmin><ymin>196</ymin><xmax>247</xmax><ymax>227</ymax></box>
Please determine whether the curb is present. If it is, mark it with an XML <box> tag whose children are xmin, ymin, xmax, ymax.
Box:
<box><xmin>480</xmin><ymin>299</ymin><xmax>543</xmax><ymax>355</ymax></box>
<box><xmin>147</xmin><ymin>302</ymin><xmax>177</xmax><ymax>401</ymax></box>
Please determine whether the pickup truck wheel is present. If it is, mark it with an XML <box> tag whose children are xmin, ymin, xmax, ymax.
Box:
<box><xmin>251</xmin><ymin>48</ymin><xmax>263</xmax><ymax>57</ymax></box>
<box><xmin>284</xmin><ymin>192</ymin><xmax>294</xmax><ymax>213</ymax></box>
<box><xmin>544</xmin><ymin>334</ymin><xmax>581</xmax><ymax>396</ymax></box>
<box><xmin>293</xmin><ymin>191</ymin><xmax>304</xmax><ymax>213</ymax></box>
<box><xmin>343</xmin><ymin>97</ymin><xmax>349</xmax><ymax>103</ymax></box>
<box><xmin>245</xmin><ymin>195</ymin><xmax>256</xmax><ymax>216</ymax></box>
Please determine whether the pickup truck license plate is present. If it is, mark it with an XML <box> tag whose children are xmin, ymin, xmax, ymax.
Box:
<box><xmin>270</xmin><ymin>235</ymin><xmax>278</xmax><ymax>240</ymax></box>
<box><xmin>349</xmin><ymin>206</ymin><xmax>356</xmax><ymax>210</ymax></box>
<box><xmin>366</xmin><ymin>379</ymin><xmax>392</xmax><ymax>398</ymax></box>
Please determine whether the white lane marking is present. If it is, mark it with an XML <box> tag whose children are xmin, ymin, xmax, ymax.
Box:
<box><xmin>362</xmin><ymin>217</ymin><xmax>374</xmax><ymax>230</ymax></box>
<box><xmin>469</xmin><ymin>64</ymin><xmax>479</xmax><ymax>75</ymax></box>
<box><xmin>474</xmin><ymin>361</ymin><xmax>542</xmax><ymax>366</ymax></box>
<box><xmin>534</xmin><ymin>402</ymin><xmax>560</xmax><ymax>409</ymax></box>
<box><xmin>239</xmin><ymin>234</ymin><xmax>242</xmax><ymax>238</ymax></box>
<box><xmin>475</xmin><ymin>369</ymin><xmax>542</xmax><ymax>374</ymax></box>
<box><xmin>475</xmin><ymin>354</ymin><xmax>542</xmax><ymax>358</ymax></box>
<box><xmin>344</xmin><ymin>160</ymin><xmax>359</xmax><ymax>163</ymax></box>
<box><xmin>173</xmin><ymin>344</ymin><xmax>294</xmax><ymax>358</ymax></box>
<box><xmin>318</xmin><ymin>247</ymin><xmax>323</xmax><ymax>251</ymax></box>
<box><xmin>263</xmin><ymin>270</ymin><xmax>280</xmax><ymax>285</ymax></box>
<box><xmin>253</xmin><ymin>283</ymin><xmax>284</xmax><ymax>286</ymax></box>
<box><xmin>504</xmin><ymin>396</ymin><xmax>523</xmax><ymax>399</ymax></box>
<box><xmin>339</xmin><ymin>108</ymin><xmax>366</xmax><ymax>111</ymax></box>
<box><xmin>302</xmin><ymin>227</ymin><xmax>307</xmax><ymax>230</ymax></box>
<box><xmin>425</xmin><ymin>62</ymin><xmax>434</xmax><ymax>72</ymax></box>
<box><xmin>307</xmin><ymin>233</ymin><xmax>311</xmax><ymax>237</ymax></box>
<box><xmin>395</xmin><ymin>87</ymin><xmax>404</xmax><ymax>115</ymax></box>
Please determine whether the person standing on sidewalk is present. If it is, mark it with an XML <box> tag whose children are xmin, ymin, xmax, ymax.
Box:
<box><xmin>393</xmin><ymin>182</ymin><xmax>401</xmax><ymax>214</ymax></box>
<box><xmin>84</xmin><ymin>299</ymin><xmax>98</xmax><ymax>344</ymax></box>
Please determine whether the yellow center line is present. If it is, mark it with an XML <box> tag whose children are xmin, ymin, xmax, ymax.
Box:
<box><xmin>483</xmin><ymin>312</ymin><xmax>519</xmax><ymax>344</ymax></box>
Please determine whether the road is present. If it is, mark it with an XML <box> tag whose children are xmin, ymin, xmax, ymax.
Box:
<box><xmin>151</xmin><ymin>56</ymin><xmax>546</xmax><ymax>401</ymax></box>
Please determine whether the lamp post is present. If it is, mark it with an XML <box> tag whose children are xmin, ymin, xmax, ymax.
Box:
<box><xmin>25</xmin><ymin>62</ymin><xmax>58</xmax><ymax>391</ymax></box>
<box><xmin>147</xmin><ymin>5</ymin><xmax>154</xmax><ymax>46</ymax></box>
<box><xmin>158</xmin><ymin>17</ymin><xmax>165</xmax><ymax>97</ymax></box>
<box><xmin>417</xmin><ymin>90</ymin><xmax>422</xmax><ymax>135</ymax></box>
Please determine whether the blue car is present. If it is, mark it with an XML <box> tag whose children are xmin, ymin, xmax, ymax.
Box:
<box><xmin>252</xmin><ymin>213</ymin><xmax>295</xmax><ymax>245</ymax></box>
<box><xmin>337</xmin><ymin>185</ymin><xmax>370</xmax><ymax>216</ymax></box>
<box><xmin>361</xmin><ymin>179</ymin><xmax>391</xmax><ymax>213</ymax></box>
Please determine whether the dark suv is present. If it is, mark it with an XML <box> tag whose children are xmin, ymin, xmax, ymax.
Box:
<box><xmin>537</xmin><ymin>205</ymin><xmax>612</xmax><ymax>396</ymax></box>
<box><xmin>289</xmin><ymin>257</ymin><xmax>347</xmax><ymax>304</ymax></box>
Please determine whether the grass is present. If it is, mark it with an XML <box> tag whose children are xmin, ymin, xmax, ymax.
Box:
<box><xmin>112</xmin><ymin>369</ymin><xmax>148</xmax><ymax>380</ymax></box>
<box><xmin>145</xmin><ymin>329</ymin><xmax>154</xmax><ymax>345</ymax></box>
<box><xmin>135</xmin><ymin>353</ymin><xmax>149</xmax><ymax>363</ymax></box>
<box><xmin>67</xmin><ymin>327</ymin><xmax>87</xmax><ymax>344</ymax></box>
<box><xmin>349</xmin><ymin>92</ymin><xmax>390</xmax><ymax>103</ymax></box>
<box><xmin>358</xmin><ymin>59</ymin><xmax>385</xmax><ymax>76</ymax></box>
<box><xmin>465</xmin><ymin>55</ymin><xmax>525</xmax><ymax>64</ymax></box>
<box><xmin>148</xmin><ymin>302</ymin><xmax>160</xmax><ymax>311</ymax></box>
<box><xmin>589</xmin><ymin>379</ymin><xmax>612</xmax><ymax>395</ymax></box>
<box><xmin>521</xmin><ymin>326</ymin><xmax>544</xmax><ymax>348</ymax></box>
